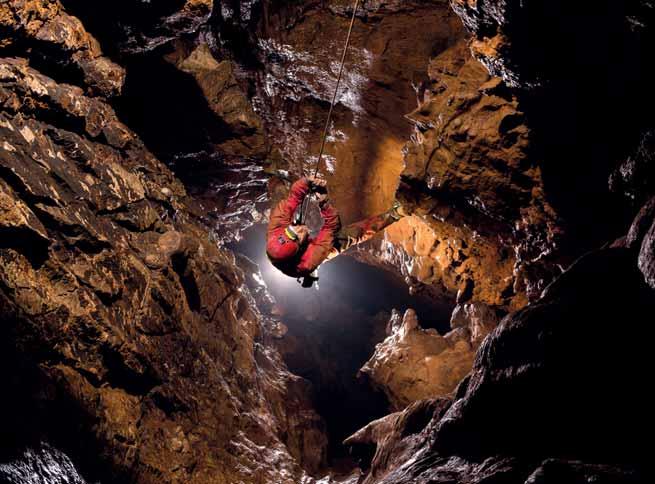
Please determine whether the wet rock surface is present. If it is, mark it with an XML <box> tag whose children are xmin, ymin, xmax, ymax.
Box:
<box><xmin>0</xmin><ymin>442</ymin><xmax>89</xmax><ymax>484</ymax></box>
<box><xmin>0</xmin><ymin>4</ymin><xmax>329</xmax><ymax>481</ymax></box>
<box><xmin>250</xmin><ymin>0</ymin><xmax>465</xmax><ymax>222</ymax></box>
<box><xmin>2</xmin><ymin>0</ymin><xmax>655</xmax><ymax>482</ymax></box>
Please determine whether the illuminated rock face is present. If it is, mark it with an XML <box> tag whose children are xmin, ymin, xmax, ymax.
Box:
<box><xmin>252</xmin><ymin>0</ymin><xmax>466</xmax><ymax>222</ymax></box>
<box><xmin>0</xmin><ymin>0</ymin><xmax>125</xmax><ymax>97</ymax></box>
<box><xmin>0</xmin><ymin>4</ymin><xmax>328</xmax><ymax>482</ymax></box>
<box><xmin>360</xmin><ymin>306</ymin><xmax>498</xmax><ymax>410</ymax></box>
<box><xmin>2</xmin><ymin>0</ymin><xmax>655</xmax><ymax>483</ymax></box>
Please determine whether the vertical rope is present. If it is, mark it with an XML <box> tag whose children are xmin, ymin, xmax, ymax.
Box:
<box><xmin>313</xmin><ymin>0</ymin><xmax>361</xmax><ymax>178</ymax></box>
<box><xmin>301</xmin><ymin>0</ymin><xmax>361</xmax><ymax>222</ymax></box>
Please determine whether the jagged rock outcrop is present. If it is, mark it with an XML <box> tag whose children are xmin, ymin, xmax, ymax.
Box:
<box><xmin>60</xmin><ymin>0</ymin><xmax>214</xmax><ymax>55</ymax></box>
<box><xmin>400</xmin><ymin>39</ymin><xmax>561</xmax><ymax>297</ymax></box>
<box><xmin>0</xmin><ymin>3</ymin><xmax>330</xmax><ymax>480</ymax></box>
<box><xmin>360</xmin><ymin>306</ymin><xmax>498</xmax><ymax>410</ymax></box>
<box><xmin>165</xmin><ymin>41</ymin><xmax>267</xmax><ymax>157</ymax></box>
<box><xmin>352</xmin><ymin>39</ymin><xmax>562</xmax><ymax>316</ymax></box>
<box><xmin>347</xmin><ymin>243</ymin><xmax>652</xmax><ymax>483</ymax></box>
<box><xmin>0</xmin><ymin>0</ymin><xmax>125</xmax><ymax>97</ymax></box>
<box><xmin>0</xmin><ymin>57</ymin><xmax>326</xmax><ymax>482</ymax></box>
<box><xmin>0</xmin><ymin>442</ymin><xmax>89</xmax><ymax>484</ymax></box>
<box><xmin>366</xmin><ymin>214</ymin><xmax>526</xmax><ymax>310</ymax></box>
<box><xmin>403</xmin><ymin>40</ymin><xmax>547</xmax><ymax>230</ymax></box>
<box><xmin>343</xmin><ymin>398</ymin><xmax>452</xmax><ymax>482</ymax></box>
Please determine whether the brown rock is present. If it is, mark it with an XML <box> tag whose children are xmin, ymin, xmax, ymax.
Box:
<box><xmin>364</xmin><ymin>215</ymin><xmax>523</xmax><ymax>310</ymax></box>
<box><xmin>171</xmin><ymin>43</ymin><xmax>267</xmax><ymax>157</ymax></box>
<box><xmin>360</xmin><ymin>306</ymin><xmax>498</xmax><ymax>410</ymax></box>
<box><xmin>253</xmin><ymin>0</ymin><xmax>465</xmax><ymax>222</ymax></box>
<box><xmin>0</xmin><ymin>0</ymin><xmax>125</xmax><ymax>96</ymax></box>
<box><xmin>0</xmin><ymin>54</ymin><xmax>328</xmax><ymax>482</ymax></box>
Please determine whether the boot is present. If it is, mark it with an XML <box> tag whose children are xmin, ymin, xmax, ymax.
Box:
<box><xmin>390</xmin><ymin>199</ymin><xmax>410</xmax><ymax>220</ymax></box>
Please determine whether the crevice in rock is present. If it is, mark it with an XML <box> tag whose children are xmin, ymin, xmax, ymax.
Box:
<box><xmin>171</xmin><ymin>252</ymin><xmax>202</xmax><ymax>312</ymax></box>
<box><xmin>0</xmin><ymin>226</ymin><xmax>50</xmax><ymax>269</ymax></box>
<box><xmin>112</xmin><ymin>51</ymin><xmax>235</xmax><ymax>160</ymax></box>
<box><xmin>0</xmin><ymin>36</ymin><xmax>89</xmax><ymax>93</ymax></box>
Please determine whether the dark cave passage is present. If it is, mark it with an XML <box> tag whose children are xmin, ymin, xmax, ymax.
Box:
<box><xmin>230</xmin><ymin>225</ymin><xmax>454</xmax><ymax>465</ymax></box>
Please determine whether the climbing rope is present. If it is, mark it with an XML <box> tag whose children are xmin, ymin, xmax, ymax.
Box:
<box><xmin>300</xmin><ymin>0</ymin><xmax>361</xmax><ymax>223</ymax></box>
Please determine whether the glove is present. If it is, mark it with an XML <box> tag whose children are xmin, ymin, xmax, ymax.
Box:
<box><xmin>307</xmin><ymin>176</ymin><xmax>327</xmax><ymax>193</ymax></box>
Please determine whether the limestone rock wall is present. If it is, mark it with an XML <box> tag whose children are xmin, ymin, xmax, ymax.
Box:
<box><xmin>344</xmin><ymin>1</ymin><xmax>655</xmax><ymax>482</ymax></box>
<box><xmin>0</xmin><ymin>2</ymin><xmax>330</xmax><ymax>482</ymax></box>
<box><xmin>250</xmin><ymin>0</ymin><xmax>465</xmax><ymax>222</ymax></box>
<box><xmin>2</xmin><ymin>0</ymin><xmax>654</xmax><ymax>483</ymax></box>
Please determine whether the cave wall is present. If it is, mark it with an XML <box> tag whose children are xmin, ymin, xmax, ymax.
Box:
<box><xmin>342</xmin><ymin>1</ymin><xmax>655</xmax><ymax>483</ymax></box>
<box><xmin>2</xmin><ymin>0</ymin><xmax>655</xmax><ymax>483</ymax></box>
<box><xmin>0</xmin><ymin>2</ymin><xmax>330</xmax><ymax>482</ymax></box>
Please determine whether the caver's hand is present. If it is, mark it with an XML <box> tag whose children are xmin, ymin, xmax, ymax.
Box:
<box><xmin>307</xmin><ymin>176</ymin><xmax>327</xmax><ymax>191</ymax></box>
